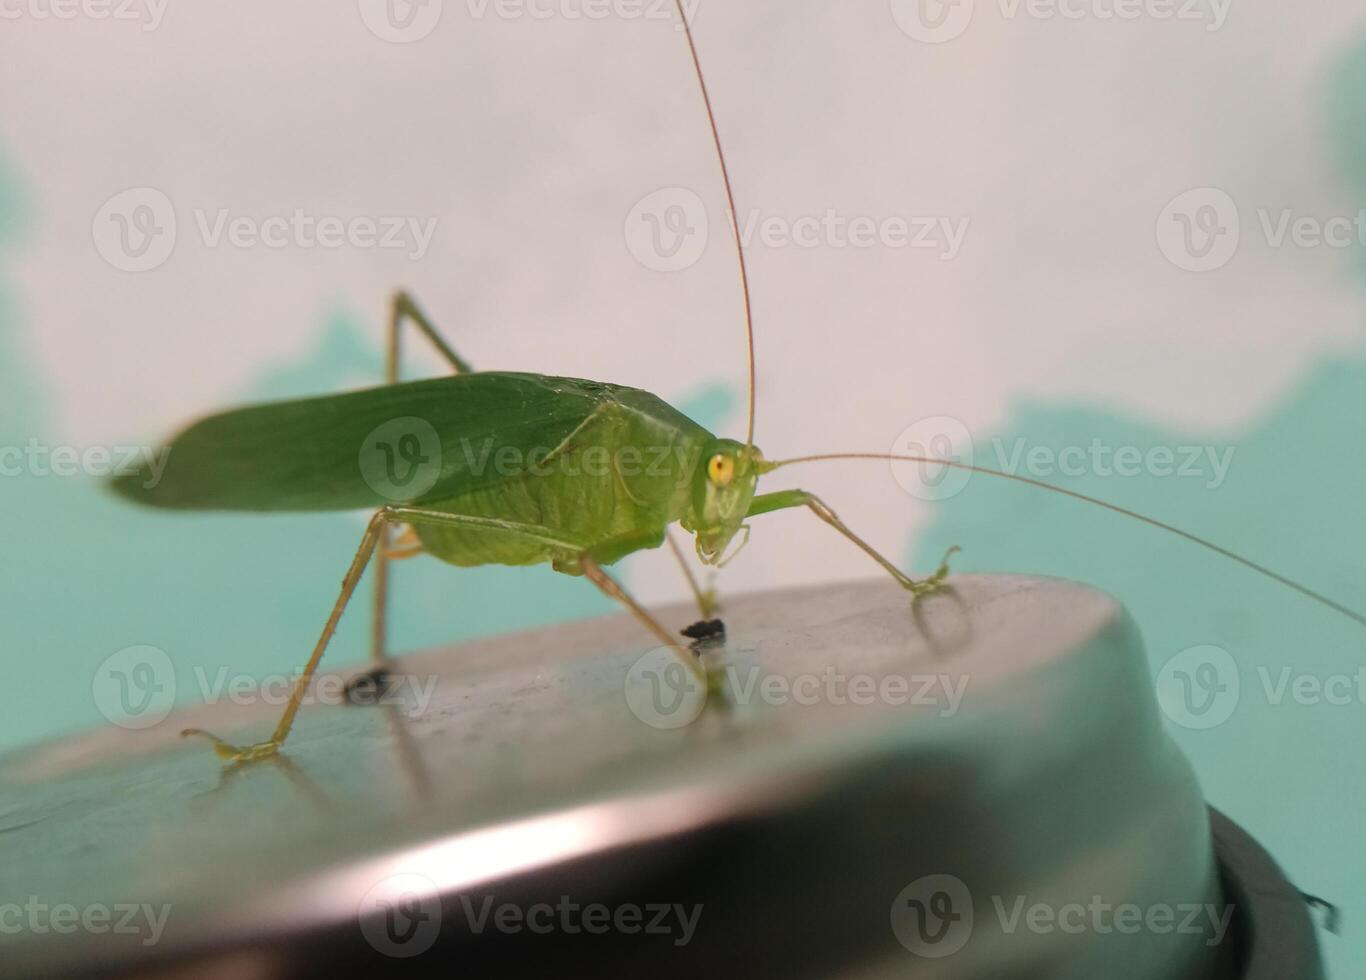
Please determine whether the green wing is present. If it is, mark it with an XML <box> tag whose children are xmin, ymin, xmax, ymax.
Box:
<box><xmin>110</xmin><ymin>373</ymin><xmax>698</xmax><ymax>513</ymax></box>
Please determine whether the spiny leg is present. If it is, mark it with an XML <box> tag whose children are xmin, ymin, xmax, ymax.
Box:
<box><xmin>387</xmin><ymin>290</ymin><xmax>474</xmax><ymax>378</ymax></box>
<box><xmin>186</xmin><ymin>506</ymin><xmax>587</xmax><ymax>764</ymax></box>
<box><xmin>747</xmin><ymin>489</ymin><xmax>959</xmax><ymax>597</ymax></box>
<box><xmin>579</xmin><ymin>552</ymin><xmax>709</xmax><ymax>686</ymax></box>
<box><xmin>372</xmin><ymin>291</ymin><xmax>473</xmax><ymax>669</ymax></box>
<box><xmin>185</xmin><ymin>511</ymin><xmax>389</xmax><ymax>763</ymax></box>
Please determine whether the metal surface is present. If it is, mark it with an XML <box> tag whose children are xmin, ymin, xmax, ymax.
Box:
<box><xmin>0</xmin><ymin>576</ymin><xmax>1235</xmax><ymax>978</ymax></box>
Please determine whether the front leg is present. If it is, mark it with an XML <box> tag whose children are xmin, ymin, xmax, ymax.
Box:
<box><xmin>667</xmin><ymin>530</ymin><xmax>719</xmax><ymax>620</ymax></box>
<box><xmin>747</xmin><ymin>490</ymin><xmax>959</xmax><ymax>597</ymax></box>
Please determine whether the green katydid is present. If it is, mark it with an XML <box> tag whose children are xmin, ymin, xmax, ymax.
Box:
<box><xmin>111</xmin><ymin>1</ymin><xmax>1366</xmax><ymax>766</ymax></box>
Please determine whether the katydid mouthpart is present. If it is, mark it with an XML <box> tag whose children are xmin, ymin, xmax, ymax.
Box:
<box><xmin>110</xmin><ymin>0</ymin><xmax>1365</xmax><ymax>766</ymax></box>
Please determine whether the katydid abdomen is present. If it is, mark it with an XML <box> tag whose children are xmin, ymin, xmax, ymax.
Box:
<box><xmin>404</xmin><ymin>386</ymin><xmax>711</xmax><ymax>569</ymax></box>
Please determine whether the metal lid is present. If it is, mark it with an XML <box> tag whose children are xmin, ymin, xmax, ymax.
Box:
<box><xmin>0</xmin><ymin>576</ymin><xmax>1237</xmax><ymax>977</ymax></box>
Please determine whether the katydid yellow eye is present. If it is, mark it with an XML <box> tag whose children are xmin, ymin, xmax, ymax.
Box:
<box><xmin>708</xmin><ymin>454</ymin><xmax>735</xmax><ymax>487</ymax></box>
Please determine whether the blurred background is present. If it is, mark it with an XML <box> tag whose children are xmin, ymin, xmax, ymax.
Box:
<box><xmin>3</xmin><ymin>1</ymin><xmax>1366</xmax><ymax>974</ymax></box>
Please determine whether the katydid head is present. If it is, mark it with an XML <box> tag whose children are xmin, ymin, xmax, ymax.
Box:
<box><xmin>688</xmin><ymin>439</ymin><xmax>761</xmax><ymax>566</ymax></box>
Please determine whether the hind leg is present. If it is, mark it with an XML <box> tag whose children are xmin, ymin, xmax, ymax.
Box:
<box><xmin>370</xmin><ymin>291</ymin><xmax>474</xmax><ymax>669</ymax></box>
<box><xmin>185</xmin><ymin>507</ymin><xmax>582</xmax><ymax>764</ymax></box>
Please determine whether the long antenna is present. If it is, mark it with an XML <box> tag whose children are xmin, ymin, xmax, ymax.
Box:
<box><xmin>763</xmin><ymin>452</ymin><xmax>1366</xmax><ymax>630</ymax></box>
<box><xmin>674</xmin><ymin>0</ymin><xmax>757</xmax><ymax>447</ymax></box>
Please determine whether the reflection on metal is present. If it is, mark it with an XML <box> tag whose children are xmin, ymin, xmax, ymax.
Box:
<box><xmin>0</xmin><ymin>577</ymin><xmax>1318</xmax><ymax>978</ymax></box>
